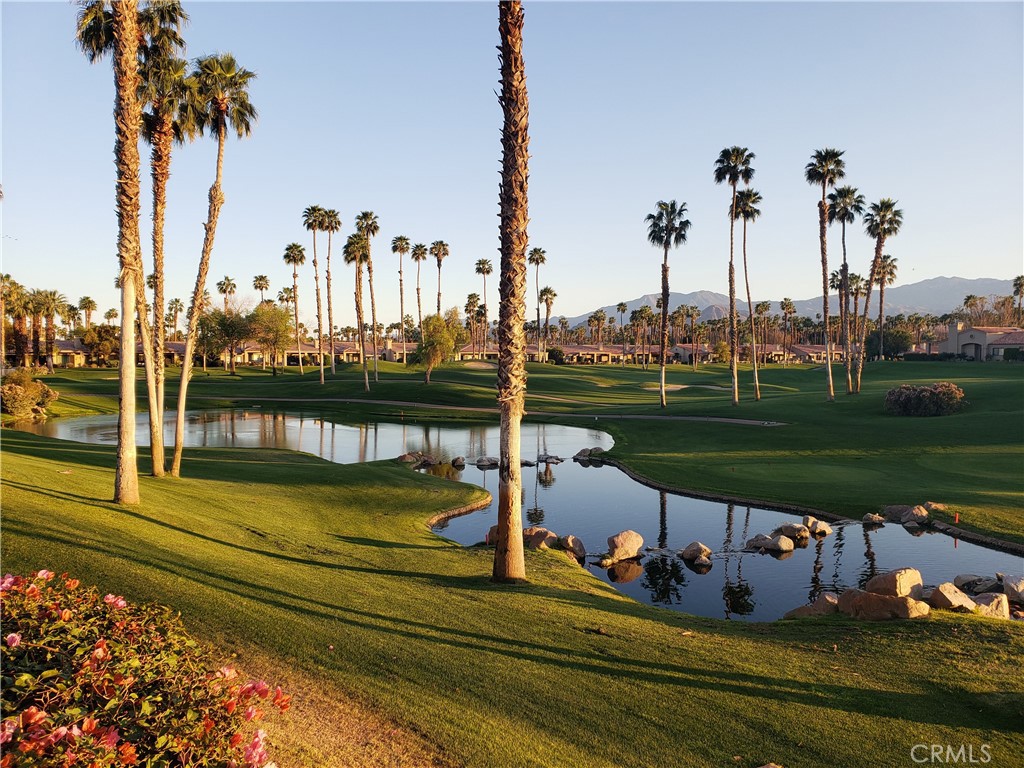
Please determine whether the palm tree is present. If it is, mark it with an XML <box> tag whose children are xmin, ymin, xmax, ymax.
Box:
<box><xmin>170</xmin><ymin>52</ymin><xmax>256</xmax><ymax>478</ymax></box>
<box><xmin>827</xmin><ymin>185</ymin><xmax>865</xmax><ymax>394</ymax></box>
<box><xmin>282</xmin><ymin>243</ymin><xmax>306</xmax><ymax>375</ymax></box>
<box><xmin>320</xmin><ymin>208</ymin><xmax>342</xmax><ymax>375</ymax></box>
<box><xmin>780</xmin><ymin>298</ymin><xmax>796</xmax><ymax>366</ymax></box>
<box><xmin>216</xmin><ymin>275</ymin><xmax>236</xmax><ymax>313</ymax></box>
<box><xmin>302</xmin><ymin>205</ymin><xmax>327</xmax><ymax>384</ymax></box>
<box><xmin>714</xmin><ymin>147</ymin><xmax>755</xmax><ymax>406</ymax></box>
<box><xmin>430</xmin><ymin>240</ymin><xmax>449</xmax><ymax>315</ymax></box>
<box><xmin>615</xmin><ymin>301</ymin><xmax>628</xmax><ymax>365</ymax></box>
<box><xmin>848</xmin><ymin>273</ymin><xmax>865</xmax><ymax>341</ymax></box>
<box><xmin>856</xmin><ymin>199</ymin><xmax>903</xmax><ymax>392</ymax></box>
<box><xmin>734</xmin><ymin>188</ymin><xmax>762</xmax><ymax>400</ymax></box>
<box><xmin>78</xmin><ymin>296</ymin><xmax>97</xmax><ymax>329</ymax></box>
<box><xmin>253</xmin><ymin>275</ymin><xmax>269</xmax><ymax>303</ymax></box>
<box><xmin>34</xmin><ymin>290</ymin><xmax>66</xmax><ymax>374</ymax></box>
<box><xmin>104</xmin><ymin>308</ymin><xmax>119</xmax><ymax>325</ymax></box>
<box><xmin>645</xmin><ymin>200</ymin><xmax>691</xmax><ymax>408</ymax></box>
<box><xmin>6</xmin><ymin>283</ymin><xmax>31</xmax><ymax>368</ymax></box>
<box><xmin>493</xmin><ymin>0</ymin><xmax>529</xmax><ymax>583</ymax></box>
<box><xmin>276</xmin><ymin>287</ymin><xmax>293</xmax><ymax>307</ymax></box>
<box><xmin>876</xmin><ymin>254</ymin><xmax>898</xmax><ymax>360</ymax></box>
<box><xmin>411</xmin><ymin>243</ymin><xmax>428</xmax><ymax>335</ymax></box>
<box><xmin>687</xmin><ymin>304</ymin><xmax>701</xmax><ymax>370</ymax></box>
<box><xmin>167</xmin><ymin>297</ymin><xmax>184</xmax><ymax>338</ymax></box>
<box><xmin>1013</xmin><ymin>275</ymin><xmax>1024</xmax><ymax>325</ymax></box>
<box><xmin>804</xmin><ymin>148</ymin><xmax>846</xmax><ymax>401</ymax></box>
<box><xmin>344</xmin><ymin>232</ymin><xmax>371</xmax><ymax>392</ymax></box>
<box><xmin>540</xmin><ymin>286</ymin><xmax>556</xmax><ymax>349</ymax></box>
<box><xmin>392</xmin><ymin>235</ymin><xmax>411</xmax><ymax>355</ymax></box>
<box><xmin>356</xmin><ymin>212</ymin><xmax>381</xmax><ymax>382</ymax></box>
<box><xmin>475</xmin><ymin>258</ymin><xmax>494</xmax><ymax>350</ymax></box>
<box><xmin>589</xmin><ymin>309</ymin><xmax>607</xmax><ymax>346</ymax></box>
<box><xmin>527</xmin><ymin>247</ymin><xmax>546</xmax><ymax>349</ymax></box>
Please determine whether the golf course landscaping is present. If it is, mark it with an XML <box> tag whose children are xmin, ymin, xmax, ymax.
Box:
<box><xmin>2</xmin><ymin>360</ymin><xmax>1022</xmax><ymax>766</ymax></box>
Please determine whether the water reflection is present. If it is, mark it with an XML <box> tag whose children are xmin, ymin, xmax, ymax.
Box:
<box><xmin>642</xmin><ymin>555</ymin><xmax>687</xmax><ymax>604</ymax></box>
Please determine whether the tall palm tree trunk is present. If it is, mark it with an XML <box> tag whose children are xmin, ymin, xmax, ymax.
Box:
<box><xmin>355</xmin><ymin>264</ymin><xmax>369</xmax><ymax>392</ymax></box>
<box><xmin>149</xmin><ymin>115</ymin><xmax>173</xmax><ymax>471</ymax></box>
<box><xmin>854</xmin><ymin>247</ymin><xmax>881</xmax><ymax>394</ymax></box>
<box><xmin>112</xmin><ymin>0</ymin><xmax>142</xmax><ymax>503</ymax></box>
<box><xmin>659</xmin><ymin>247</ymin><xmax>670</xmax><ymax>408</ymax></box>
<box><xmin>327</xmin><ymin>232</ymin><xmax>336</xmax><ymax>375</ymax></box>
<box><xmin>398</xmin><ymin>252</ymin><xmax>406</xmax><ymax>361</ymax></box>
<box><xmin>535</xmin><ymin>265</ymin><xmax>542</xmax><ymax>356</ymax></box>
<box><xmin>878</xmin><ymin>282</ymin><xmax>887</xmax><ymax>361</ymax></box>
<box><xmin>493</xmin><ymin>0</ymin><xmax>528</xmax><ymax>583</ymax></box>
<box><xmin>312</xmin><ymin>234</ymin><xmax>325</xmax><ymax>385</ymax></box>
<box><xmin>840</xmin><ymin>222</ymin><xmax>852</xmax><ymax>394</ymax></box>
<box><xmin>132</xmin><ymin>270</ymin><xmax>163</xmax><ymax>476</ymax></box>
<box><xmin>742</xmin><ymin>219</ymin><xmax>760</xmax><ymax>400</ymax></box>
<box><xmin>367</xmin><ymin>255</ymin><xmax>379</xmax><ymax>382</ymax></box>
<box><xmin>436</xmin><ymin>264</ymin><xmax>443</xmax><ymax>316</ymax></box>
<box><xmin>291</xmin><ymin>269</ymin><xmax>303</xmax><ymax>375</ymax></box>
<box><xmin>728</xmin><ymin>185</ymin><xmax>739</xmax><ymax>405</ymax></box>
<box><xmin>171</xmin><ymin>124</ymin><xmax>226</xmax><ymax>478</ymax></box>
<box><xmin>817</xmin><ymin>191</ymin><xmax>835</xmax><ymax>401</ymax></box>
<box><xmin>416</xmin><ymin>261</ymin><xmax>423</xmax><ymax>338</ymax></box>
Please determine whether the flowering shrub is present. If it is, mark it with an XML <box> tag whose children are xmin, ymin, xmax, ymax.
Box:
<box><xmin>883</xmin><ymin>381</ymin><xmax>967</xmax><ymax>416</ymax></box>
<box><xmin>1</xmin><ymin>570</ymin><xmax>289</xmax><ymax>767</ymax></box>
<box><xmin>0</xmin><ymin>369</ymin><xmax>58</xmax><ymax>419</ymax></box>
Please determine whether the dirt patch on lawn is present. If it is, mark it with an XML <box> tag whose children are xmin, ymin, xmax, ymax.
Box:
<box><xmin>463</xmin><ymin>361</ymin><xmax>495</xmax><ymax>370</ymax></box>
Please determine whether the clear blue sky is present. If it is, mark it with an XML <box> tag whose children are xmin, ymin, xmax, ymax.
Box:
<box><xmin>3</xmin><ymin>1</ymin><xmax>1022</xmax><ymax>329</ymax></box>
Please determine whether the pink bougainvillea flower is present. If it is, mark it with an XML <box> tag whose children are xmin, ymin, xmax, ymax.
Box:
<box><xmin>0</xmin><ymin>574</ymin><xmax>17</xmax><ymax>591</ymax></box>
<box><xmin>35</xmin><ymin>570</ymin><xmax>54</xmax><ymax>581</ymax></box>
<box><xmin>0</xmin><ymin>719</ymin><xmax>16</xmax><ymax>744</ymax></box>
<box><xmin>101</xmin><ymin>727</ymin><xmax>120</xmax><ymax>749</ymax></box>
<box><xmin>243</xmin><ymin>706</ymin><xmax>259</xmax><ymax>721</ymax></box>
<box><xmin>243</xmin><ymin>730</ymin><xmax>269</xmax><ymax>767</ymax></box>
<box><xmin>230</xmin><ymin>732</ymin><xmax>244</xmax><ymax>748</ymax></box>
<box><xmin>25</xmin><ymin>584</ymin><xmax>40</xmax><ymax>600</ymax></box>
<box><xmin>103</xmin><ymin>594</ymin><xmax>127</xmax><ymax>609</ymax></box>
<box><xmin>252</xmin><ymin>680</ymin><xmax>270</xmax><ymax>699</ymax></box>
<box><xmin>225</xmin><ymin>699</ymin><xmax>237</xmax><ymax>715</ymax></box>
<box><xmin>4</xmin><ymin>634</ymin><xmax>21</xmax><ymax>648</ymax></box>
<box><xmin>91</xmin><ymin>639</ymin><xmax>110</xmax><ymax>663</ymax></box>
<box><xmin>218</xmin><ymin>666</ymin><xmax>238</xmax><ymax>680</ymax></box>
<box><xmin>21</xmin><ymin>707</ymin><xmax>46</xmax><ymax>727</ymax></box>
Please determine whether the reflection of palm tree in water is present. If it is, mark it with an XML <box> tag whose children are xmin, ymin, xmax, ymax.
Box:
<box><xmin>830</xmin><ymin>525</ymin><xmax>845</xmax><ymax>591</ymax></box>
<box><xmin>538</xmin><ymin>464</ymin><xmax>555</xmax><ymax>488</ymax></box>
<box><xmin>658</xmin><ymin>491</ymin><xmax>668</xmax><ymax>549</ymax></box>
<box><xmin>859</xmin><ymin>525</ymin><xmax>879</xmax><ymax>588</ymax></box>
<box><xmin>527</xmin><ymin>428</ymin><xmax>543</xmax><ymax>525</ymax></box>
<box><xmin>358</xmin><ymin>424</ymin><xmax>367</xmax><ymax>464</ymax></box>
<box><xmin>642</xmin><ymin>555</ymin><xmax>686</xmax><ymax>604</ymax></box>
<box><xmin>722</xmin><ymin>504</ymin><xmax>756</xmax><ymax>618</ymax></box>
<box><xmin>808</xmin><ymin>535</ymin><xmax>825</xmax><ymax>603</ymax></box>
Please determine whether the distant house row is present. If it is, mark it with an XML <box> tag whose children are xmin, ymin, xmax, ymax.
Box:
<box><xmin>31</xmin><ymin>322</ymin><xmax>1024</xmax><ymax>369</ymax></box>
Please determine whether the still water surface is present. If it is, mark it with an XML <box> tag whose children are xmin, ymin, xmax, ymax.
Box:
<box><xmin>21</xmin><ymin>409</ymin><xmax>1022</xmax><ymax>621</ymax></box>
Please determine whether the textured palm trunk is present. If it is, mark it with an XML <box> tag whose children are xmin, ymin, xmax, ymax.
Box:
<box><xmin>355</xmin><ymin>263</ymin><xmax>369</xmax><ymax>392</ymax></box>
<box><xmin>659</xmin><ymin>246</ymin><xmax>670</xmax><ymax>408</ymax></box>
<box><xmin>31</xmin><ymin>315</ymin><xmax>42</xmax><ymax>366</ymax></box>
<box><xmin>397</xmin><ymin>252</ymin><xmax>405</xmax><ymax>362</ymax></box>
<box><xmin>818</xmin><ymin>190</ymin><xmax>835</xmax><ymax>401</ymax></box>
<box><xmin>416</xmin><ymin>261</ymin><xmax>423</xmax><ymax>338</ymax></box>
<box><xmin>742</xmin><ymin>218</ymin><xmax>760</xmax><ymax>400</ymax></box>
<box><xmin>878</xmin><ymin>283</ymin><xmax>886</xmax><ymax>361</ymax></box>
<box><xmin>839</xmin><ymin>220</ymin><xmax>852</xmax><ymax>394</ymax></box>
<box><xmin>149</xmin><ymin>114</ymin><xmax>173</xmax><ymax>465</ymax></box>
<box><xmin>852</xmin><ymin>292</ymin><xmax>861</xmax><ymax>347</ymax></box>
<box><xmin>327</xmin><ymin>232</ymin><xmax>336</xmax><ymax>375</ymax></box>
<box><xmin>535</xmin><ymin>265</ymin><xmax>542</xmax><ymax>356</ymax></box>
<box><xmin>493</xmin><ymin>0</ymin><xmax>528</xmax><ymax>583</ymax></box>
<box><xmin>728</xmin><ymin>184</ymin><xmax>739</xmax><ymax>405</ymax></box>
<box><xmin>292</xmin><ymin>269</ymin><xmax>303</xmax><ymax>375</ymax></box>
<box><xmin>311</xmin><ymin>229</ymin><xmax>325</xmax><ymax>384</ymax></box>
<box><xmin>171</xmin><ymin>121</ymin><xmax>226</xmax><ymax>477</ymax></box>
<box><xmin>366</xmin><ymin>251</ymin><xmax>379</xmax><ymax>382</ymax></box>
<box><xmin>112</xmin><ymin>0</ymin><xmax>142</xmax><ymax>503</ymax></box>
<box><xmin>854</xmin><ymin>239</ymin><xmax>883</xmax><ymax>394</ymax></box>
<box><xmin>44</xmin><ymin>317</ymin><xmax>55</xmax><ymax>373</ymax></box>
<box><xmin>690</xmin><ymin>316</ymin><xmax>697</xmax><ymax>371</ymax></box>
<box><xmin>436</xmin><ymin>264</ymin><xmax>443</xmax><ymax>316</ymax></box>
<box><xmin>131</xmin><ymin>269</ymin><xmax>163</xmax><ymax>476</ymax></box>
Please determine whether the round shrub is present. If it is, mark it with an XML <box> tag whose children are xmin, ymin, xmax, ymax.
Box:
<box><xmin>883</xmin><ymin>381</ymin><xmax>966</xmax><ymax>416</ymax></box>
<box><xmin>0</xmin><ymin>371</ymin><xmax>58</xmax><ymax>420</ymax></box>
<box><xmin>1</xmin><ymin>570</ymin><xmax>289</xmax><ymax>767</ymax></box>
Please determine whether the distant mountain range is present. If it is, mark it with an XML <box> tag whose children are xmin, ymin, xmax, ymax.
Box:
<box><xmin>560</xmin><ymin>276</ymin><xmax>1014</xmax><ymax>327</ymax></box>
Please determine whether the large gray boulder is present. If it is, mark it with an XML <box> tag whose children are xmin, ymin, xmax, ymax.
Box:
<box><xmin>475</xmin><ymin>456</ymin><xmax>499</xmax><ymax>468</ymax></box>
<box><xmin>954</xmin><ymin>574</ymin><xmax>1000</xmax><ymax>595</ymax></box>
<box><xmin>802</xmin><ymin>515</ymin><xmax>818</xmax><ymax>528</ymax></box>
<box><xmin>974</xmin><ymin>593</ymin><xmax>1010</xmax><ymax>620</ymax></box>
<box><xmin>606</xmin><ymin>530</ymin><xmax>644</xmax><ymax>563</ymax></box>
<box><xmin>865</xmin><ymin>568</ymin><xmax>923</xmax><ymax>598</ymax></box>
<box><xmin>838</xmin><ymin>588</ymin><xmax>930</xmax><ymax>621</ymax></box>
<box><xmin>560</xmin><ymin>534</ymin><xmax>586</xmax><ymax>560</ymax></box>
<box><xmin>680</xmin><ymin>541</ymin><xmax>712</xmax><ymax>561</ymax></box>
<box><xmin>863</xmin><ymin>513</ymin><xmax>886</xmax><ymax>525</ymax></box>
<box><xmin>901</xmin><ymin>506</ymin><xmax>929</xmax><ymax>526</ymax></box>
<box><xmin>523</xmin><ymin>526</ymin><xmax>558</xmax><ymax>550</ymax></box>
<box><xmin>928</xmin><ymin>582</ymin><xmax>977</xmax><ymax>613</ymax></box>
<box><xmin>1002</xmin><ymin>574</ymin><xmax>1024</xmax><ymax>604</ymax></box>
<box><xmin>783</xmin><ymin>593</ymin><xmax>840</xmax><ymax>620</ymax></box>
<box><xmin>809</xmin><ymin>520</ymin><xmax>833</xmax><ymax>537</ymax></box>
<box><xmin>745</xmin><ymin>533</ymin><xmax>774</xmax><ymax>550</ymax></box>
<box><xmin>775</xmin><ymin>523</ymin><xmax>810</xmax><ymax>540</ymax></box>
<box><xmin>882</xmin><ymin>504</ymin><xmax>914</xmax><ymax>522</ymax></box>
<box><xmin>765</xmin><ymin>535</ymin><xmax>795</xmax><ymax>553</ymax></box>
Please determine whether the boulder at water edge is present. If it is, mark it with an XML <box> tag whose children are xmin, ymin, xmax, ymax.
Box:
<box><xmin>809</xmin><ymin>520</ymin><xmax>833</xmax><ymax>536</ymax></box>
<box><xmin>745</xmin><ymin>533</ymin><xmax>774</xmax><ymax>550</ymax></box>
<box><xmin>523</xmin><ymin>526</ymin><xmax>558</xmax><ymax>550</ymax></box>
<box><xmin>606</xmin><ymin>530</ymin><xmax>644</xmax><ymax>563</ymax></box>
<box><xmin>901</xmin><ymin>506</ymin><xmax>929</xmax><ymax>526</ymax></box>
<box><xmin>680</xmin><ymin>541</ymin><xmax>712</xmax><ymax>560</ymax></box>
<box><xmin>476</xmin><ymin>456</ymin><xmax>499</xmax><ymax>468</ymax></box>
<box><xmin>863</xmin><ymin>513</ymin><xmax>886</xmax><ymax>525</ymax></box>
<box><xmin>783</xmin><ymin>592</ymin><xmax>840</xmax><ymax>620</ymax></box>
<box><xmin>765</xmin><ymin>535</ymin><xmax>795</xmax><ymax>553</ymax></box>
<box><xmin>537</xmin><ymin>454</ymin><xmax>563</xmax><ymax>464</ymax></box>
<box><xmin>1002</xmin><ymin>574</ymin><xmax>1024</xmax><ymax>604</ymax></box>
<box><xmin>802</xmin><ymin>515</ymin><xmax>817</xmax><ymax>528</ymax></box>
<box><xmin>974</xmin><ymin>593</ymin><xmax>1010</xmax><ymax>620</ymax></box>
<box><xmin>928</xmin><ymin>583</ymin><xmax>977</xmax><ymax>613</ymax></box>
<box><xmin>775</xmin><ymin>523</ymin><xmax>810</xmax><ymax>540</ymax></box>
<box><xmin>924</xmin><ymin>501</ymin><xmax>948</xmax><ymax>513</ymax></box>
<box><xmin>485</xmin><ymin>524</ymin><xmax>500</xmax><ymax>546</ymax></box>
<box><xmin>838</xmin><ymin>588</ymin><xmax>930</xmax><ymax>621</ymax></box>
<box><xmin>865</xmin><ymin>568</ymin><xmax>923</xmax><ymax>598</ymax></box>
<box><xmin>451</xmin><ymin>456</ymin><xmax>466</xmax><ymax>468</ymax></box>
<box><xmin>954</xmin><ymin>574</ymin><xmax>1000</xmax><ymax>595</ymax></box>
<box><xmin>560</xmin><ymin>534</ymin><xmax>586</xmax><ymax>560</ymax></box>
<box><xmin>882</xmin><ymin>504</ymin><xmax>914</xmax><ymax>522</ymax></box>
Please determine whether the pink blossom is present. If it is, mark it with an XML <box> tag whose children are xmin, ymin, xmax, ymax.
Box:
<box><xmin>103</xmin><ymin>594</ymin><xmax>127</xmax><ymax>609</ymax></box>
<box><xmin>1</xmin><ymin>719</ymin><xmax>16</xmax><ymax>745</ymax></box>
<box><xmin>243</xmin><ymin>729</ymin><xmax>269</xmax><ymax>767</ymax></box>
<box><xmin>244</xmin><ymin>706</ymin><xmax>258</xmax><ymax>721</ymax></box>
<box><xmin>0</xmin><ymin>574</ymin><xmax>17</xmax><ymax>592</ymax></box>
<box><xmin>218</xmin><ymin>666</ymin><xmax>238</xmax><ymax>680</ymax></box>
<box><xmin>35</xmin><ymin>570</ymin><xmax>54</xmax><ymax>581</ymax></box>
<box><xmin>101</xmin><ymin>727</ymin><xmax>120</xmax><ymax>749</ymax></box>
<box><xmin>5</xmin><ymin>633</ymin><xmax>21</xmax><ymax>648</ymax></box>
<box><xmin>252</xmin><ymin>680</ymin><xmax>270</xmax><ymax>699</ymax></box>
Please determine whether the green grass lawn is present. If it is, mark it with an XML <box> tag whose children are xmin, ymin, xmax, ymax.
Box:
<box><xmin>3</xmin><ymin>429</ymin><xmax>1022</xmax><ymax>768</ymax></box>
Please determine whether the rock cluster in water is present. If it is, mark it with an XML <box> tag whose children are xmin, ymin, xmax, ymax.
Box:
<box><xmin>783</xmin><ymin>567</ymin><xmax>1024</xmax><ymax>622</ymax></box>
<box><xmin>483</xmin><ymin>524</ymin><xmax>588</xmax><ymax>564</ymax></box>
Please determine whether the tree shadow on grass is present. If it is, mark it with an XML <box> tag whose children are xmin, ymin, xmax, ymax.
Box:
<box><xmin>5</xmin><ymin>521</ymin><xmax>1022</xmax><ymax>736</ymax></box>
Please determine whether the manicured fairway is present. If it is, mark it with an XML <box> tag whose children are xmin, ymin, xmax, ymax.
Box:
<box><xmin>2</xmin><ymin>424</ymin><xmax>1023</xmax><ymax>768</ymax></box>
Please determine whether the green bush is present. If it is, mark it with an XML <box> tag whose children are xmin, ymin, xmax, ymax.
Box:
<box><xmin>0</xmin><ymin>371</ymin><xmax>57</xmax><ymax>419</ymax></box>
<box><xmin>546</xmin><ymin>347</ymin><xmax>566</xmax><ymax>365</ymax></box>
<box><xmin>1003</xmin><ymin>348</ymin><xmax>1022</xmax><ymax>362</ymax></box>
<box><xmin>1</xmin><ymin>570</ymin><xmax>289</xmax><ymax>767</ymax></box>
<box><xmin>883</xmin><ymin>381</ymin><xmax>967</xmax><ymax>416</ymax></box>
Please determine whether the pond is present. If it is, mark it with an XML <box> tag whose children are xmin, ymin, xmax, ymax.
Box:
<box><xmin>18</xmin><ymin>409</ymin><xmax>1022</xmax><ymax>621</ymax></box>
